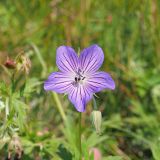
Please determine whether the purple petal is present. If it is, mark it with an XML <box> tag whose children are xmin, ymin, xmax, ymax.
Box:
<box><xmin>56</xmin><ymin>46</ymin><xmax>79</xmax><ymax>73</ymax></box>
<box><xmin>79</xmin><ymin>44</ymin><xmax>104</xmax><ymax>73</ymax></box>
<box><xmin>44</xmin><ymin>72</ymin><xmax>74</xmax><ymax>93</ymax></box>
<box><xmin>68</xmin><ymin>85</ymin><xmax>93</xmax><ymax>112</ymax></box>
<box><xmin>87</xmin><ymin>71</ymin><xmax>115</xmax><ymax>93</ymax></box>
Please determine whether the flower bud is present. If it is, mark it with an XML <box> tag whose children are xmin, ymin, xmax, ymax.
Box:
<box><xmin>91</xmin><ymin>110</ymin><xmax>102</xmax><ymax>134</ymax></box>
<box><xmin>4</xmin><ymin>57</ymin><xmax>16</xmax><ymax>69</ymax></box>
<box><xmin>89</xmin><ymin>148</ymin><xmax>102</xmax><ymax>160</ymax></box>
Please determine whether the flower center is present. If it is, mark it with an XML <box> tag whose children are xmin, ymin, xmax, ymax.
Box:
<box><xmin>74</xmin><ymin>75</ymin><xmax>85</xmax><ymax>82</ymax></box>
<box><xmin>73</xmin><ymin>69</ymin><xmax>86</xmax><ymax>86</ymax></box>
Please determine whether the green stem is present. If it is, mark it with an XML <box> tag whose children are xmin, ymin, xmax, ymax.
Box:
<box><xmin>31</xmin><ymin>43</ymin><xmax>47</xmax><ymax>77</ymax></box>
<box><xmin>78</xmin><ymin>112</ymin><xmax>82</xmax><ymax>160</ymax></box>
<box><xmin>93</xmin><ymin>96</ymin><xmax>98</xmax><ymax>110</ymax></box>
<box><xmin>5</xmin><ymin>97</ymin><xmax>9</xmax><ymax>120</ymax></box>
<box><xmin>52</xmin><ymin>92</ymin><xmax>66</xmax><ymax>122</ymax></box>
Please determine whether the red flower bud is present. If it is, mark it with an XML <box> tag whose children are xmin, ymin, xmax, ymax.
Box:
<box><xmin>4</xmin><ymin>57</ymin><xmax>16</xmax><ymax>69</ymax></box>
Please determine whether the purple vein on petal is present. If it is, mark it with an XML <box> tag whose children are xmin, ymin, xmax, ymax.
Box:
<box><xmin>62</xmin><ymin>52</ymin><xmax>75</xmax><ymax>72</ymax></box>
<box><xmin>59</xmin><ymin>60</ymin><xmax>71</xmax><ymax>72</ymax></box>
<box><xmin>82</xmin><ymin>50</ymin><xmax>94</xmax><ymax>71</ymax></box>
<box><xmin>85</xmin><ymin>54</ymin><xmax>97</xmax><ymax>72</ymax></box>
<box><xmin>53</xmin><ymin>84</ymin><xmax>72</xmax><ymax>91</ymax></box>
<box><xmin>79</xmin><ymin>86</ymin><xmax>83</xmax><ymax>105</ymax></box>
<box><xmin>70</xmin><ymin>52</ymin><xmax>77</xmax><ymax>69</ymax></box>
<box><xmin>84</xmin><ymin>51</ymin><xmax>94</xmax><ymax>71</ymax></box>
<box><xmin>87</xmin><ymin>80</ymin><xmax>105</xmax><ymax>86</ymax></box>
<box><xmin>81</xmin><ymin>49</ymin><xmax>88</xmax><ymax>70</ymax></box>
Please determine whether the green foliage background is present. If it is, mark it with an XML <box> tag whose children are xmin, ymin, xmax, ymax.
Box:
<box><xmin>0</xmin><ymin>0</ymin><xmax>160</xmax><ymax>160</ymax></box>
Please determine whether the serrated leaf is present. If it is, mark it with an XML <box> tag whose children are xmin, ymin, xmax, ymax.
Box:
<box><xmin>12</xmin><ymin>98</ymin><xmax>28</xmax><ymax>131</ymax></box>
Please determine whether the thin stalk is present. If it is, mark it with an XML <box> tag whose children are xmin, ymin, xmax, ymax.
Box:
<box><xmin>78</xmin><ymin>112</ymin><xmax>82</xmax><ymax>160</ymax></box>
<box><xmin>52</xmin><ymin>92</ymin><xmax>66</xmax><ymax>122</ymax></box>
<box><xmin>31</xmin><ymin>43</ymin><xmax>47</xmax><ymax>77</ymax></box>
<box><xmin>5</xmin><ymin>97</ymin><xmax>9</xmax><ymax>119</ymax></box>
<box><xmin>93</xmin><ymin>96</ymin><xmax>98</xmax><ymax>110</ymax></box>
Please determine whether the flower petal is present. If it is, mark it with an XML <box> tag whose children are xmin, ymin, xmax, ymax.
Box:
<box><xmin>56</xmin><ymin>46</ymin><xmax>79</xmax><ymax>73</ymax></box>
<box><xmin>87</xmin><ymin>71</ymin><xmax>115</xmax><ymax>93</ymax></box>
<box><xmin>79</xmin><ymin>44</ymin><xmax>104</xmax><ymax>73</ymax></box>
<box><xmin>68</xmin><ymin>85</ymin><xmax>93</xmax><ymax>112</ymax></box>
<box><xmin>44</xmin><ymin>72</ymin><xmax>73</xmax><ymax>93</ymax></box>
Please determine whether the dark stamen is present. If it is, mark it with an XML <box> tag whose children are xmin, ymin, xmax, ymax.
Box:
<box><xmin>75</xmin><ymin>77</ymin><xmax>78</xmax><ymax>82</ymax></box>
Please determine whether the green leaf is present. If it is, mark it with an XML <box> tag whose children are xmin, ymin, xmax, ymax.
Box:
<box><xmin>151</xmin><ymin>142</ymin><xmax>160</xmax><ymax>160</ymax></box>
<box><xmin>12</xmin><ymin>98</ymin><xmax>28</xmax><ymax>131</ymax></box>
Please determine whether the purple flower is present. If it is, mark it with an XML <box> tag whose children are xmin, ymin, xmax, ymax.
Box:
<box><xmin>44</xmin><ymin>45</ymin><xmax>115</xmax><ymax>112</ymax></box>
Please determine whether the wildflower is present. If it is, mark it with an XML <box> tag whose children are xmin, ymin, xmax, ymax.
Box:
<box><xmin>44</xmin><ymin>45</ymin><xmax>115</xmax><ymax>112</ymax></box>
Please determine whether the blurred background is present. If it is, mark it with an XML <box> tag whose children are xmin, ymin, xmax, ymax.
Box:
<box><xmin>0</xmin><ymin>0</ymin><xmax>160</xmax><ymax>160</ymax></box>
